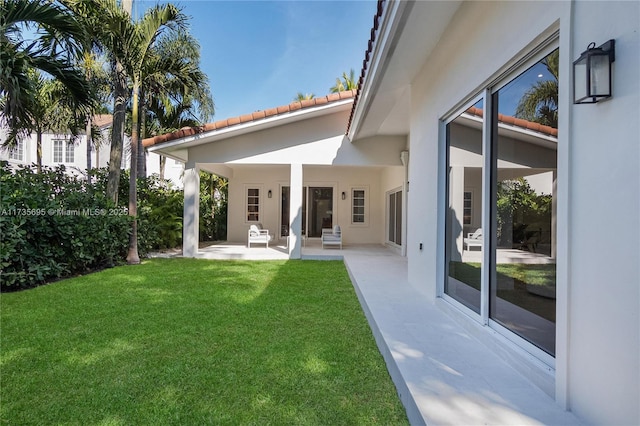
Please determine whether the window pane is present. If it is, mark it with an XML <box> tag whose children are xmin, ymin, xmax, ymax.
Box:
<box><xmin>53</xmin><ymin>140</ymin><xmax>63</xmax><ymax>163</ymax></box>
<box><xmin>395</xmin><ymin>191</ymin><xmax>402</xmax><ymax>245</ymax></box>
<box><xmin>445</xmin><ymin>99</ymin><xmax>483</xmax><ymax>313</ymax></box>
<box><xmin>491</xmin><ymin>49</ymin><xmax>558</xmax><ymax>355</ymax></box>
<box><xmin>65</xmin><ymin>142</ymin><xmax>74</xmax><ymax>163</ymax></box>
<box><xmin>247</xmin><ymin>188</ymin><xmax>259</xmax><ymax>221</ymax></box>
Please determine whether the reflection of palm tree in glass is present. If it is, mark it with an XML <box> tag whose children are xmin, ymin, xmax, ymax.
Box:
<box><xmin>515</xmin><ymin>50</ymin><xmax>559</xmax><ymax>128</ymax></box>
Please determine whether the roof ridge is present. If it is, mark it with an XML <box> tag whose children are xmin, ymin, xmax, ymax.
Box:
<box><xmin>143</xmin><ymin>89</ymin><xmax>357</xmax><ymax>148</ymax></box>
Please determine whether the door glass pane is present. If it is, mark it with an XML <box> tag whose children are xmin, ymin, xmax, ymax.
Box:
<box><xmin>445</xmin><ymin>99</ymin><xmax>484</xmax><ymax>314</ymax></box>
<box><xmin>282</xmin><ymin>186</ymin><xmax>307</xmax><ymax>236</ymax></box>
<box><xmin>491</xmin><ymin>49</ymin><xmax>558</xmax><ymax>355</ymax></box>
<box><xmin>309</xmin><ymin>187</ymin><xmax>332</xmax><ymax>237</ymax></box>
<box><xmin>388</xmin><ymin>192</ymin><xmax>396</xmax><ymax>243</ymax></box>
<box><xmin>395</xmin><ymin>191</ymin><xmax>402</xmax><ymax>245</ymax></box>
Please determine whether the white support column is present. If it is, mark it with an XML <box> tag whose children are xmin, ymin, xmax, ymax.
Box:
<box><xmin>183</xmin><ymin>166</ymin><xmax>200</xmax><ymax>257</ymax></box>
<box><xmin>289</xmin><ymin>163</ymin><xmax>303</xmax><ymax>259</ymax></box>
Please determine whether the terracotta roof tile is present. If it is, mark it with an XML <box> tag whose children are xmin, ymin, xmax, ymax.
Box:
<box><xmin>346</xmin><ymin>0</ymin><xmax>385</xmax><ymax>135</ymax></box>
<box><xmin>142</xmin><ymin>89</ymin><xmax>357</xmax><ymax>148</ymax></box>
<box><xmin>466</xmin><ymin>106</ymin><xmax>558</xmax><ymax>138</ymax></box>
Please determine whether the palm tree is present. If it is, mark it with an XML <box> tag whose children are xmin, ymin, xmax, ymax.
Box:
<box><xmin>1</xmin><ymin>0</ymin><xmax>93</xmax><ymax>145</ymax></box>
<box><xmin>78</xmin><ymin>52</ymin><xmax>110</xmax><ymax>182</ymax></box>
<box><xmin>64</xmin><ymin>0</ymin><xmax>133</xmax><ymax>203</ymax></box>
<box><xmin>515</xmin><ymin>50</ymin><xmax>559</xmax><ymax>128</ymax></box>
<box><xmin>138</xmin><ymin>29</ymin><xmax>213</xmax><ymax>178</ymax></box>
<box><xmin>294</xmin><ymin>92</ymin><xmax>315</xmax><ymax>101</ymax></box>
<box><xmin>66</xmin><ymin>0</ymin><xmax>187</xmax><ymax>264</ymax></box>
<box><xmin>330</xmin><ymin>69</ymin><xmax>358</xmax><ymax>93</ymax></box>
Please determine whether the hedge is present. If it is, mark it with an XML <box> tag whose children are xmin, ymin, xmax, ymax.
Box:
<box><xmin>0</xmin><ymin>163</ymin><xmax>184</xmax><ymax>290</ymax></box>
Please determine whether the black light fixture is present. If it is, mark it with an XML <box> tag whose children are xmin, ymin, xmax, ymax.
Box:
<box><xmin>341</xmin><ymin>191</ymin><xmax>346</xmax><ymax>200</ymax></box>
<box><xmin>573</xmin><ymin>39</ymin><xmax>615</xmax><ymax>104</ymax></box>
<box><xmin>267</xmin><ymin>189</ymin><xmax>272</xmax><ymax>198</ymax></box>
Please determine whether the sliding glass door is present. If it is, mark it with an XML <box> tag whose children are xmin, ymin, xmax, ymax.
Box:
<box><xmin>444</xmin><ymin>47</ymin><xmax>558</xmax><ymax>357</ymax></box>
<box><xmin>281</xmin><ymin>186</ymin><xmax>332</xmax><ymax>238</ymax></box>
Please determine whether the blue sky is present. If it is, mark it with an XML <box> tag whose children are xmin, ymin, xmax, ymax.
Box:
<box><xmin>135</xmin><ymin>0</ymin><xmax>377</xmax><ymax>121</ymax></box>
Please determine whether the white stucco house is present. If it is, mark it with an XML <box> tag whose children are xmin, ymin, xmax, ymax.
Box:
<box><xmin>1</xmin><ymin>114</ymin><xmax>184</xmax><ymax>187</ymax></box>
<box><xmin>144</xmin><ymin>1</ymin><xmax>639</xmax><ymax>424</ymax></box>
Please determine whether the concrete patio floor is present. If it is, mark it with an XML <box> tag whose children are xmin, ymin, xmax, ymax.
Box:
<box><xmin>151</xmin><ymin>242</ymin><xmax>581</xmax><ymax>425</ymax></box>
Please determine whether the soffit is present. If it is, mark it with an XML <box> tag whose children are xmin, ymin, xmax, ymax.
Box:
<box><xmin>353</xmin><ymin>1</ymin><xmax>462</xmax><ymax>139</ymax></box>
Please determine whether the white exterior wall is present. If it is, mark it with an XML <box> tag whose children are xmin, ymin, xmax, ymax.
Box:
<box><xmin>1</xmin><ymin>131</ymin><xmax>111</xmax><ymax>175</ymax></box>
<box><xmin>1</xmin><ymin>129</ymin><xmax>183</xmax><ymax>187</ymax></box>
<box><xmin>225</xmin><ymin>165</ymin><xmax>388</xmax><ymax>245</ymax></box>
<box><xmin>406</xmin><ymin>0</ymin><xmax>638</xmax><ymax>424</ymax></box>
<box><xmin>567</xmin><ymin>1</ymin><xmax>639</xmax><ymax>424</ymax></box>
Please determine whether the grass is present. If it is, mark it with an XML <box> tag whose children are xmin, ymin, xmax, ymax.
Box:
<box><xmin>1</xmin><ymin>258</ymin><xmax>408</xmax><ymax>425</ymax></box>
<box><xmin>449</xmin><ymin>261</ymin><xmax>556</xmax><ymax>322</ymax></box>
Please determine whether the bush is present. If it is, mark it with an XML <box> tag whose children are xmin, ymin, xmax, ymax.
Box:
<box><xmin>0</xmin><ymin>162</ymin><xmax>130</xmax><ymax>290</ymax></box>
<box><xmin>89</xmin><ymin>168</ymin><xmax>184</xmax><ymax>256</ymax></box>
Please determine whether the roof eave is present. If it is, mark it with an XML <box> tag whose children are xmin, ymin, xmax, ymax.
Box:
<box><xmin>147</xmin><ymin>99</ymin><xmax>354</xmax><ymax>154</ymax></box>
<box><xmin>348</xmin><ymin>0</ymin><xmax>411</xmax><ymax>141</ymax></box>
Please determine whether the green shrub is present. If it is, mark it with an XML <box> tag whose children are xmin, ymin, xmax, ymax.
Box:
<box><xmin>0</xmin><ymin>162</ymin><xmax>130</xmax><ymax>289</ymax></box>
<box><xmin>89</xmin><ymin>168</ymin><xmax>184</xmax><ymax>256</ymax></box>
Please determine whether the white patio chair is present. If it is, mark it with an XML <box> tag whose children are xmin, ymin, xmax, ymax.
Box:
<box><xmin>247</xmin><ymin>224</ymin><xmax>271</xmax><ymax>248</ymax></box>
<box><xmin>321</xmin><ymin>225</ymin><xmax>342</xmax><ymax>249</ymax></box>
<box><xmin>463</xmin><ymin>228</ymin><xmax>482</xmax><ymax>251</ymax></box>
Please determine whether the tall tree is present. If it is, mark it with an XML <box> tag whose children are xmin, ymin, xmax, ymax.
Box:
<box><xmin>124</xmin><ymin>4</ymin><xmax>186</xmax><ymax>264</ymax></box>
<box><xmin>330</xmin><ymin>69</ymin><xmax>357</xmax><ymax>93</ymax></box>
<box><xmin>65</xmin><ymin>0</ymin><xmax>187</xmax><ymax>264</ymax></box>
<box><xmin>0</xmin><ymin>0</ymin><xmax>93</xmax><ymax>145</ymax></box>
<box><xmin>24</xmin><ymin>70</ymin><xmax>86</xmax><ymax>172</ymax></box>
<box><xmin>62</xmin><ymin>0</ymin><xmax>131</xmax><ymax>201</ymax></box>
<box><xmin>138</xmin><ymin>29</ymin><xmax>213</xmax><ymax>178</ymax></box>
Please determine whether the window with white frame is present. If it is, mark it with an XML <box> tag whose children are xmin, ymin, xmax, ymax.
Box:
<box><xmin>53</xmin><ymin>140</ymin><xmax>64</xmax><ymax>163</ymax></box>
<box><xmin>351</xmin><ymin>188</ymin><xmax>367</xmax><ymax>224</ymax></box>
<box><xmin>444</xmin><ymin>46</ymin><xmax>559</xmax><ymax>359</ymax></box>
<box><xmin>8</xmin><ymin>140</ymin><xmax>24</xmax><ymax>161</ymax></box>
<box><xmin>247</xmin><ymin>188</ymin><xmax>260</xmax><ymax>222</ymax></box>
<box><xmin>53</xmin><ymin>139</ymin><xmax>74</xmax><ymax>163</ymax></box>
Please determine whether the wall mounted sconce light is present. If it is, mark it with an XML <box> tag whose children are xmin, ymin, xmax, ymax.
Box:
<box><xmin>574</xmin><ymin>39</ymin><xmax>615</xmax><ymax>104</ymax></box>
<box><xmin>267</xmin><ymin>190</ymin><xmax>272</xmax><ymax>198</ymax></box>
<box><xmin>341</xmin><ymin>191</ymin><xmax>346</xmax><ymax>200</ymax></box>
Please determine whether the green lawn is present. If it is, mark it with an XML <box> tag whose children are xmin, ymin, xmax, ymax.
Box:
<box><xmin>1</xmin><ymin>259</ymin><xmax>408</xmax><ymax>425</ymax></box>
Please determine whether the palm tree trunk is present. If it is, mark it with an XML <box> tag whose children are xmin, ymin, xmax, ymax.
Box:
<box><xmin>137</xmin><ymin>102</ymin><xmax>147</xmax><ymax>179</ymax></box>
<box><xmin>106</xmin><ymin>59</ymin><xmax>127</xmax><ymax>204</ymax></box>
<box><xmin>127</xmin><ymin>79</ymin><xmax>140</xmax><ymax>264</ymax></box>
<box><xmin>36</xmin><ymin>131</ymin><xmax>42</xmax><ymax>173</ymax></box>
<box><xmin>86</xmin><ymin>114</ymin><xmax>92</xmax><ymax>183</ymax></box>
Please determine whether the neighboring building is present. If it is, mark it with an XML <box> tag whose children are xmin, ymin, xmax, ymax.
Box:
<box><xmin>144</xmin><ymin>1</ymin><xmax>639</xmax><ymax>425</ymax></box>
<box><xmin>1</xmin><ymin>114</ymin><xmax>183</xmax><ymax>187</ymax></box>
